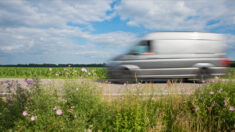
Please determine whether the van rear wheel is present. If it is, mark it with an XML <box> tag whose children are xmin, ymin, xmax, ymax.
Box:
<box><xmin>198</xmin><ymin>68</ymin><xmax>211</xmax><ymax>83</ymax></box>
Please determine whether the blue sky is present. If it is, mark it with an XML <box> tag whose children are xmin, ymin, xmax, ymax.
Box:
<box><xmin>0</xmin><ymin>0</ymin><xmax>235</xmax><ymax>64</ymax></box>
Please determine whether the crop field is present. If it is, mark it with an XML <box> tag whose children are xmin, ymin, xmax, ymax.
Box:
<box><xmin>0</xmin><ymin>67</ymin><xmax>234</xmax><ymax>131</ymax></box>
<box><xmin>0</xmin><ymin>67</ymin><xmax>234</xmax><ymax>79</ymax></box>
<box><xmin>0</xmin><ymin>67</ymin><xmax>107</xmax><ymax>79</ymax></box>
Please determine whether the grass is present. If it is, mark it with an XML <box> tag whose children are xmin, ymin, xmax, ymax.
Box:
<box><xmin>0</xmin><ymin>76</ymin><xmax>234</xmax><ymax>131</ymax></box>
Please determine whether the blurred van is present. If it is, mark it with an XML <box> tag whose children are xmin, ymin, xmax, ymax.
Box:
<box><xmin>107</xmin><ymin>32</ymin><xmax>230</xmax><ymax>82</ymax></box>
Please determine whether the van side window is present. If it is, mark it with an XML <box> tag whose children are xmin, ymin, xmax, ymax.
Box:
<box><xmin>135</xmin><ymin>40</ymin><xmax>154</xmax><ymax>55</ymax></box>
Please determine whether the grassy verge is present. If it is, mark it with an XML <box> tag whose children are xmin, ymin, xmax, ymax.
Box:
<box><xmin>0</xmin><ymin>77</ymin><xmax>234</xmax><ymax>131</ymax></box>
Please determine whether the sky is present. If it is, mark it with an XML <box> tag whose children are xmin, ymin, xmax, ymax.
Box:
<box><xmin>0</xmin><ymin>0</ymin><xmax>235</xmax><ymax>64</ymax></box>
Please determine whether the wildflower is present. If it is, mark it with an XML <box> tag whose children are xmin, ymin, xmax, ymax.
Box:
<box><xmin>189</xmin><ymin>90</ymin><xmax>194</xmax><ymax>95</ymax></box>
<box><xmin>20</xmin><ymin>98</ymin><xmax>25</xmax><ymax>102</ymax></box>
<box><xmin>56</xmin><ymin>74</ymin><xmax>59</xmax><ymax>77</ymax></box>
<box><xmin>76</xmin><ymin>88</ymin><xmax>79</xmax><ymax>91</ymax></box>
<box><xmin>26</xmin><ymin>79</ymin><xmax>33</xmax><ymax>84</ymax></box>
<box><xmin>56</xmin><ymin>109</ymin><xmax>62</xmax><ymax>115</ymax></box>
<box><xmin>215</xmin><ymin>76</ymin><xmax>219</xmax><ymax>81</ymax></box>
<box><xmin>120</xmin><ymin>96</ymin><xmax>124</xmax><ymax>100</ymax></box>
<box><xmin>69</xmin><ymin>108</ymin><xmax>72</xmax><ymax>113</ymax></box>
<box><xmin>91</xmin><ymin>70</ymin><xmax>95</xmax><ymax>73</ymax></box>
<box><xmin>8</xmin><ymin>103</ymin><xmax>14</xmax><ymax>106</ymax></box>
<box><xmin>209</xmin><ymin>91</ymin><xmax>214</xmax><ymax>95</ymax></box>
<box><xmin>64</xmin><ymin>68</ymin><xmax>68</xmax><ymax>71</ymax></box>
<box><xmin>211</xmin><ymin>80</ymin><xmax>215</xmax><ymax>83</ymax></box>
<box><xmin>195</xmin><ymin>107</ymin><xmax>199</xmax><ymax>112</ymax></box>
<box><xmin>88</xmin><ymin>72</ymin><xmax>91</xmax><ymax>75</ymax></box>
<box><xmin>123</xmin><ymin>83</ymin><xmax>127</xmax><ymax>86</ymax></box>
<box><xmin>23</xmin><ymin>110</ymin><xmax>28</xmax><ymax>116</ymax></box>
<box><xmin>53</xmin><ymin>106</ymin><xmax>57</xmax><ymax>111</ymax></box>
<box><xmin>81</xmin><ymin>68</ymin><xmax>87</xmax><ymax>72</ymax></box>
<box><xmin>31</xmin><ymin>116</ymin><xmax>36</xmax><ymax>121</ymax></box>
<box><xmin>197</xmin><ymin>84</ymin><xmax>201</xmax><ymax>88</ymax></box>
<box><xmin>229</xmin><ymin>106</ymin><xmax>234</xmax><ymax>111</ymax></box>
<box><xmin>49</xmin><ymin>68</ymin><xmax>52</xmax><ymax>71</ymax></box>
<box><xmin>4</xmin><ymin>80</ymin><xmax>9</xmax><ymax>83</ymax></box>
<box><xmin>218</xmin><ymin>88</ymin><xmax>222</xmax><ymax>93</ymax></box>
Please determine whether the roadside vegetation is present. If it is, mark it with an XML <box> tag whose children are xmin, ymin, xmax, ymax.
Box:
<box><xmin>0</xmin><ymin>67</ymin><xmax>234</xmax><ymax>131</ymax></box>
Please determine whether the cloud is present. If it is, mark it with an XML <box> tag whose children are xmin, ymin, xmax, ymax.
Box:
<box><xmin>115</xmin><ymin>0</ymin><xmax>235</xmax><ymax>30</ymax></box>
<box><xmin>0</xmin><ymin>0</ymin><xmax>137</xmax><ymax>64</ymax></box>
<box><xmin>0</xmin><ymin>25</ymin><xmax>137</xmax><ymax>64</ymax></box>
<box><xmin>0</xmin><ymin>45</ymin><xmax>23</xmax><ymax>52</ymax></box>
<box><xmin>226</xmin><ymin>34</ymin><xmax>235</xmax><ymax>48</ymax></box>
<box><xmin>0</xmin><ymin>0</ymin><xmax>114</xmax><ymax>28</ymax></box>
<box><xmin>0</xmin><ymin>0</ymin><xmax>234</xmax><ymax>64</ymax></box>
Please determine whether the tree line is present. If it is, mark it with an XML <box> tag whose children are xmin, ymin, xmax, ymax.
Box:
<box><xmin>0</xmin><ymin>63</ymin><xmax>106</xmax><ymax>67</ymax></box>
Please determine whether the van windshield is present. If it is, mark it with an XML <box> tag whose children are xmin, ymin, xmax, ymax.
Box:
<box><xmin>128</xmin><ymin>40</ymin><xmax>152</xmax><ymax>55</ymax></box>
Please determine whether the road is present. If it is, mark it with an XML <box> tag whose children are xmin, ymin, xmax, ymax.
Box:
<box><xmin>0</xmin><ymin>78</ymin><xmax>202</xmax><ymax>97</ymax></box>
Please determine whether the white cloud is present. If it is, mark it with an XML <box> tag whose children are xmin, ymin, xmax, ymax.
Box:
<box><xmin>0</xmin><ymin>45</ymin><xmax>23</xmax><ymax>52</ymax></box>
<box><xmin>115</xmin><ymin>0</ymin><xmax>235</xmax><ymax>30</ymax></box>
<box><xmin>0</xmin><ymin>0</ymin><xmax>234</xmax><ymax>64</ymax></box>
<box><xmin>0</xmin><ymin>25</ymin><xmax>137</xmax><ymax>64</ymax></box>
<box><xmin>226</xmin><ymin>34</ymin><xmax>235</xmax><ymax>48</ymax></box>
<box><xmin>0</xmin><ymin>0</ymin><xmax>134</xmax><ymax>64</ymax></box>
<box><xmin>0</xmin><ymin>0</ymin><xmax>114</xmax><ymax>28</ymax></box>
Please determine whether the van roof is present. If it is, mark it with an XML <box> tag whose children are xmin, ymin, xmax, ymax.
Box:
<box><xmin>142</xmin><ymin>32</ymin><xmax>225</xmax><ymax>41</ymax></box>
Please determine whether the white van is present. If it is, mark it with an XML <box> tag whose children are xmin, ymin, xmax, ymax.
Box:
<box><xmin>107</xmin><ymin>32</ymin><xmax>230</xmax><ymax>82</ymax></box>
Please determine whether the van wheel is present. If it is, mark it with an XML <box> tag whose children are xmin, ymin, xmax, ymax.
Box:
<box><xmin>182</xmin><ymin>78</ymin><xmax>189</xmax><ymax>82</ymax></box>
<box><xmin>121</xmin><ymin>69</ymin><xmax>135</xmax><ymax>82</ymax></box>
<box><xmin>197</xmin><ymin>68</ymin><xmax>211</xmax><ymax>83</ymax></box>
<box><xmin>119</xmin><ymin>68</ymin><xmax>130</xmax><ymax>78</ymax></box>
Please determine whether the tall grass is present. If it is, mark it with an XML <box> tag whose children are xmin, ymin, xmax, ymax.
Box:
<box><xmin>0</xmin><ymin>77</ymin><xmax>234</xmax><ymax>131</ymax></box>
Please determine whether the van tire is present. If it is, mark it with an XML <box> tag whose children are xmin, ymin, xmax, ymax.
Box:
<box><xmin>197</xmin><ymin>68</ymin><xmax>211</xmax><ymax>83</ymax></box>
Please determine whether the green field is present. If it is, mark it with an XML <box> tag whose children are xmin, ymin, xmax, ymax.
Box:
<box><xmin>0</xmin><ymin>67</ymin><xmax>107</xmax><ymax>79</ymax></box>
<box><xmin>0</xmin><ymin>67</ymin><xmax>234</xmax><ymax>79</ymax></box>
